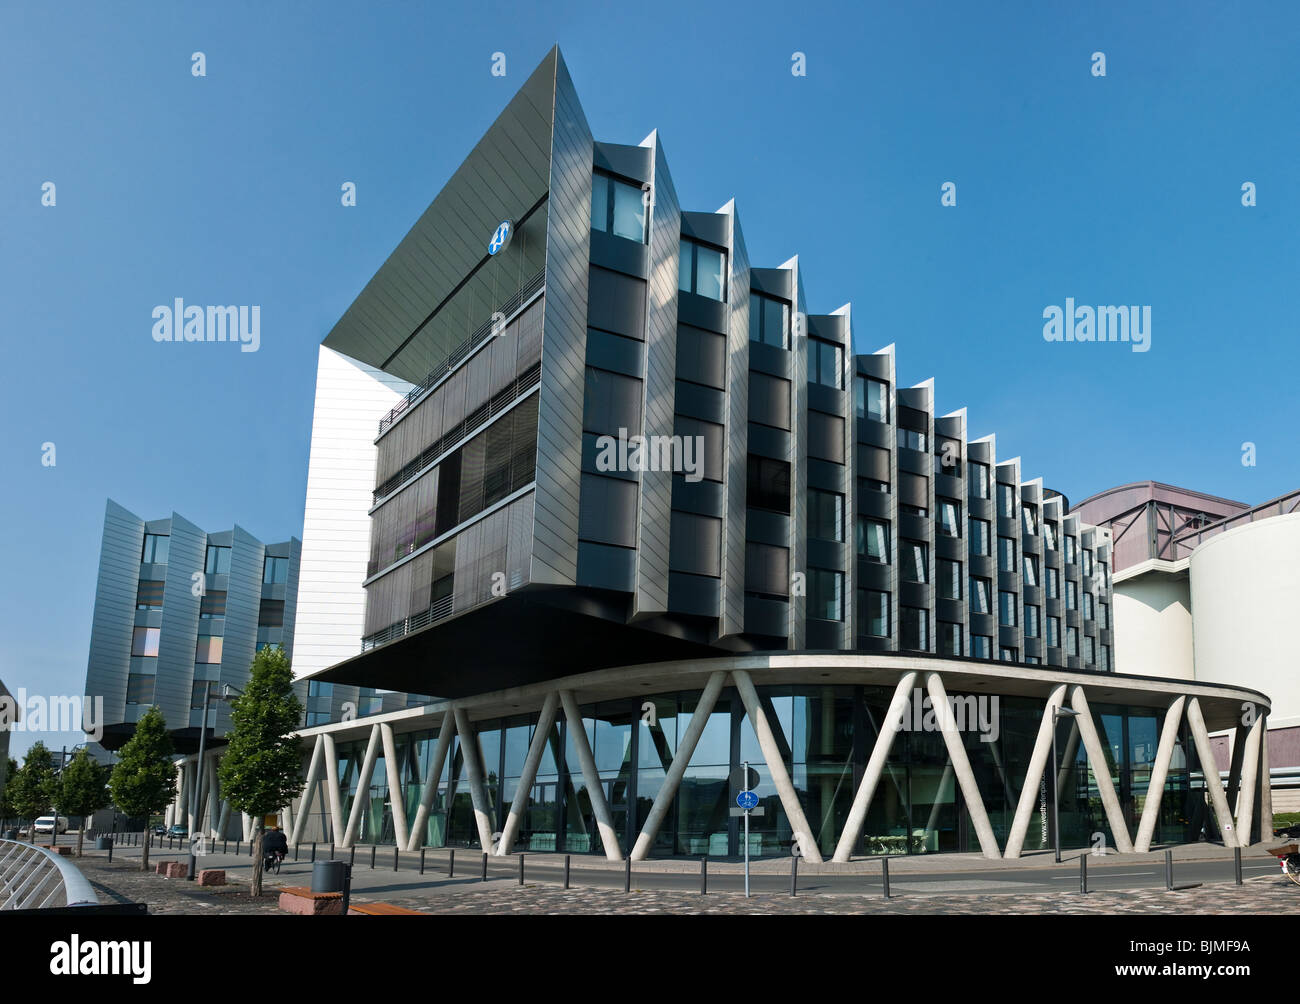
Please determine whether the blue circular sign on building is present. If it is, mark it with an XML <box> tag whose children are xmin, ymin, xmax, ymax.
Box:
<box><xmin>488</xmin><ymin>220</ymin><xmax>513</xmax><ymax>256</ymax></box>
<box><xmin>736</xmin><ymin>790</ymin><xmax>759</xmax><ymax>810</ymax></box>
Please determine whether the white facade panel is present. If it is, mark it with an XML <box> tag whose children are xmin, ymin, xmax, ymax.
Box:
<box><xmin>293</xmin><ymin>346</ymin><xmax>412</xmax><ymax>680</ymax></box>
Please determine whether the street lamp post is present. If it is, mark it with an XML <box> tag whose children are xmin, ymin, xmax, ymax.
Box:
<box><xmin>187</xmin><ymin>683</ymin><xmax>241</xmax><ymax>880</ymax></box>
<box><xmin>1051</xmin><ymin>706</ymin><xmax>1081</xmax><ymax>864</ymax></box>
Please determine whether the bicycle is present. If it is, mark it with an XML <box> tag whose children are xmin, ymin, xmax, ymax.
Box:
<box><xmin>1266</xmin><ymin>842</ymin><xmax>1300</xmax><ymax>886</ymax></box>
<box><xmin>264</xmin><ymin>849</ymin><xmax>285</xmax><ymax>875</ymax></box>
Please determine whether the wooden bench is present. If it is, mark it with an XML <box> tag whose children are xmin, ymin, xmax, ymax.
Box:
<box><xmin>278</xmin><ymin>885</ymin><xmax>344</xmax><ymax>916</ymax></box>
<box><xmin>348</xmin><ymin>902</ymin><xmax>429</xmax><ymax>916</ymax></box>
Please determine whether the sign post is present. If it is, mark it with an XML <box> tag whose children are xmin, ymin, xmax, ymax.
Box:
<box><xmin>735</xmin><ymin>761</ymin><xmax>760</xmax><ymax>898</ymax></box>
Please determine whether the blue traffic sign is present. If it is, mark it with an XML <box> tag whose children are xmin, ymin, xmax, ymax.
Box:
<box><xmin>488</xmin><ymin>220</ymin><xmax>512</xmax><ymax>255</ymax></box>
<box><xmin>736</xmin><ymin>790</ymin><xmax>759</xmax><ymax>810</ymax></box>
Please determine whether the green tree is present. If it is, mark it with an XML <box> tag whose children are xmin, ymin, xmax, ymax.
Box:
<box><xmin>0</xmin><ymin>756</ymin><xmax>18</xmax><ymax>826</ymax></box>
<box><xmin>109</xmin><ymin>707</ymin><xmax>177</xmax><ymax>871</ymax></box>
<box><xmin>59</xmin><ymin>748</ymin><xmax>110</xmax><ymax>857</ymax></box>
<box><xmin>218</xmin><ymin>646</ymin><xmax>304</xmax><ymax>897</ymax></box>
<box><xmin>9</xmin><ymin>743</ymin><xmax>59</xmax><ymax>843</ymax></box>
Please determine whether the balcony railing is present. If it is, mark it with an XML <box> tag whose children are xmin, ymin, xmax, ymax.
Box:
<box><xmin>361</xmin><ymin>593</ymin><xmax>455</xmax><ymax>652</ymax></box>
<box><xmin>377</xmin><ymin>267</ymin><xmax>546</xmax><ymax>438</ymax></box>
<box><xmin>0</xmin><ymin>838</ymin><xmax>101</xmax><ymax>911</ymax></box>
<box><xmin>1171</xmin><ymin>488</ymin><xmax>1300</xmax><ymax>557</ymax></box>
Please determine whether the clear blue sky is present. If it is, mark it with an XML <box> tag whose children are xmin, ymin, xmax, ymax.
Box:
<box><xmin>2</xmin><ymin>0</ymin><xmax>1297</xmax><ymax>759</ymax></box>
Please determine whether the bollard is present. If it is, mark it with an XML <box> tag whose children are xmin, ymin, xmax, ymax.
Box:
<box><xmin>223</xmin><ymin>839</ymin><xmax>227</xmax><ymax>855</ymax></box>
<box><xmin>564</xmin><ymin>854</ymin><xmax>571</xmax><ymax>890</ymax></box>
<box><xmin>235</xmin><ymin>839</ymin><xmax>241</xmax><ymax>857</ymax></box>
<box><xmin>1165</xmin><ymin>850</ymin><xmax>1174</xmax><ymax>891</ymax></box>
<box><xmin>420</xmin><ymin>848</ymin><xmax>426</xmax><ymax>875</ymax></box>
<box><xmin>624</xmin><ymin>857</ymin><xmax>631</xmax><ymax>893</ymax></box>
<box><xmin>330</xmin><ymin>843</ymin><xmax>335</xmax><ymax>860</ymax></box>
<box><xmin>294</xmin><ymin>843</ymin><xmax>299</xmax><ymax>862</ymax></box>
<box><xmin>519</xmin><ymin>854</ymin><xmax>525</xmax><ymax>886</ymax></box>
<box><xmin>481</xmin><ymin>852</ymin><xmax>488</xmax><ymax>882</ymax></box>
<box><xmin>1079</xmin><ymin>853</ymin><xmax>1088</xmax><ymax>894</ymax></box>
<box><xmin>370</xmin><ymin>845</ymin><xmax>376</xmax><ymax>870</ymax></box>
<box><xmin>700</xmin><ymin>856</ymin><xmax>707</xmax><ymax>895</ymax></box>
<box><xmin>107</xmin><ymin>841</ymin><xmax>113</xmax><ymax>864</ymax></box>
<box><xmin>394</xmin><ymin>846</ymin><xmax>399</xmax><ymax>872</ymax></box>
<box><xmin>449</xmin><ymin>848</ymin><xmax>455</xmax><ymax>877</ymax></box>
<box><xmin>882</xmin><ymin>856</ymin><xmax>891</xmax><ymax>899</ymax></box>
<box><xmin>1234</xmin><ymin>846</ymin><xmax>1243</xmax><ymax>885</ymax></box>
<box><xmin>791</xmin><ymin>854</ymin><xmax>799</xmax><ymax>897</ymax></box>
<box><xmin>188</xmin><ymin>854</ymin><xmax>196</xmax><ymax>882</ymax></box>
<box><xmin>350</xmin><ymin>846</ymin><xmax>355</xmax><ymax>867</ymax></box>
<box><xmin>311</xmin><ymin>841</ymin><xmax>317</xmax><ymax>863</ymax></box>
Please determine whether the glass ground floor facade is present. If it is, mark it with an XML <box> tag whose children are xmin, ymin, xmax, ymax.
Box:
<box><xmin>299</xmin><ymin>682</ymin><xmax>1217</xmax><ymax>858</ymax></box>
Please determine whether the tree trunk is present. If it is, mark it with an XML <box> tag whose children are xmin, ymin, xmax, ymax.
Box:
<box><xmin>76</xmin><ymin>826</ymin><xmax>84</xmax><ymax>858</ymax></box>
<box><xmin>250</xmin><ymin>822</ymin><xmax>266</xmax><ymax>897</ymax></box>
<box><xmin>141</xmin><ymin>828</ymin><xmax>151</xmax><ymax>872</ymax></box>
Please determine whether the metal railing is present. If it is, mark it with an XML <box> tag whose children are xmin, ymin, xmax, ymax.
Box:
<box><xmin>0</xmin><ymin>839</ymin><xmax>100</xmax><ymax>911</ymax></box>
<box><xmin>361</xmin><ymin>593</ymin><xmax>455</xmax><ymax>652</ymax></box>
<box><xmin>1171</xmin><ymin>488</ymin><xmax>1300</xmax><ymax>557</ymax></box>
<box><xmin>377</xmin><ymin>268</ymin><xmax>546</xmax><ymax>438</ymax></box>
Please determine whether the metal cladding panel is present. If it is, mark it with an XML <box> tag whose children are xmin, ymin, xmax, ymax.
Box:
<box><xmin>216</xmin><ymin>526</ymin><xmax>265</xmax><ymax>736</ymax></box>
<box><xmin>280</xmin><ymin>537</ymin><xmax>302</xmax><ymax>663</ymax></box>
<box><xmin>720</xmin><ymin>206</ymin><xmax>750</xmax><ymax>639</ymax></box>
<box><xmin>789</xmin><ymin>263</ymin><xmax>808</xmax><ymax>650</ymax></box>
<box><xmin>632</xmin><ymin>134</ymin><xmax>680</xmax><ymax>617</ymax></box>
<box><xmin>322</xmin><ymin>49</ymin><xmax>559</xmax><ymax>379</ymax></box>
<box><xmin>85</xmin><ymin>500</ymin><xmax>146</xmax><ymax>728</ymax></box>
<box><xmin>532</xmin><ymin>53</ymin><xmax>592</xmax><ymax>586</ymax></box>
<box><xmin>154</xmin><ymin>513</ymin><xmax>206</xmax><ymax>730</ymax></box>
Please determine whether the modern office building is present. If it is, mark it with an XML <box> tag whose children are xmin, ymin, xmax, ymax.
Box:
<box><xmin>1076</xmin><ymin>483</ymin><xmax>1300</xmax><ymax>811</ymax></box>
<box><xmin>84</xmin><ymin>500</ymin><xmax>306</xmax><ymax>752</ymax></box>
<box><xmin>0</xmin><ymin>678</ymin><xmax>11</xmax><ymax>804</ymax></box>
<box><xmin>252</xmin><ymin>47</ymin><xmax>1272</xmax><ymax>859</ymax></box>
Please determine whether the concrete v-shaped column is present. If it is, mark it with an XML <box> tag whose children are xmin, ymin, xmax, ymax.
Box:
<box><xmin>321</xmin><ymin>733</ymin><xmax>345</xmax><ymax>844</ymax></box>
<box><xmin>1259</xmin><ymin>715</ymin><xmax>1273</xmax><ymax>840</ymax></box>
<box><xmin>1055</xmin><ymin>719</ymin><xmax>1081</xmax><ymax>794</ymax></box>
<box><xmin>1235</xmin><ymin>715</ymin><xmax>1264</xmax><ymax>846</ymax></box>
<box><xmin>1004</xmin><ymin>684</ymin><xmax>1067</xmax><ymax>859</ymax></box>
<box><xmin>1069</xmin><ymin>686</ymin><xmax>1134</xmax><ymax>853</ymax></box>
<box><xmin>380</xmin><ymin>723</ymin><xmax>410</xmax><ymax>849</ymax></box>
<box><xmin>217</xmin><ymin>799</ymin><xmax>231</xmax><ymax>841</ymax></box>
<box><xmin>341</xmin><ymin>725</ymin><xmax>381</xmax><ymax>848</ymax></box>
<box><xmin>406</xmin><ymin>710</ymin><xmax>456</xmax><ymax>851</ymax></box>
<box><xmin>833</xmin><ymin>672</ymin><xmax>916</xmax><ymax>862</ymax></box>
<box><xmin>205</xmin><ymin>756</ymin><xmax>221</xmax><ymax>838</ymax></box>
<box><xmin>631</xmin><ymin>671</ymin><xmax>727</xmax><ymax>861</ymax></box>
<box><xmin>1186</xmin><ymin>697</ymin><xmax>1238</xmax><ymax>847</ymax></box>
<box><xmin>453</xmin><ymin>707</ymin><xmax>498</xmax><ymax>854</ymax></box>
<box><xmin>1134</xmin><ymin>696</ymin><xmax>1185</xmax><ymax>852</ymax></box>
<box><xmin>1226</xmin><ymin>724</ymin><xmax>1247</xmax><ymax>814</ymax></box>
<box><xmin>499</xmin><ymin>692</ymin><xmax>559</xmax><ymax>855</ymax></box>
<box><xmin>926</xmin><ymin>673</ymin><xmax>1001</xmax><ymax>859</ymax></box>
<box><xmin>732</xmin><ymin>669</ymin><xmax>823</xmax><ymax>863</ymax></box>
<box><xmin>290</xmin><ymin>735</ymin><xmax>325</xmax><ymax>845</ymax></box>
<box><xmin>559</xmin><ymin>690</ymin><xmax>623</xmax><ymax>861</ymax></box>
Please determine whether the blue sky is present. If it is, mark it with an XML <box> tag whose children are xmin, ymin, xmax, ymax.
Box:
<box><xmin>2</xmin><ymin>0</ymin><xmax>1296</xmax><ymax>759</ymax></box>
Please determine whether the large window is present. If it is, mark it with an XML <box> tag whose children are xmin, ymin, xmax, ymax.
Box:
<box><xmin>679</xmin><ymin>238</ymin><xmax>727</xmax><ymax>302</ymax></box>
<box><xmin>1047</xmin><ymin>616</ymin><xmax>1061</xmax><ymax>648</ymax></box>
<box><xmin>938</xmin><ymin>558</ymin><xmax>961</xmax><ymax>600</ymax></box>
<box><xmin>809</xmin><ymin>569</ymin><xmax>844</xmax><ymax>621</ymax></box>
<box><xmin>900</xmin><ymin>607</ymin><xmax>928</xmax><ymax>651</ymax></box>
<box><xmin>901</xmin><ymin>540</ymin><xmax>928</xmax><ymax>583</ymax></box>
<box><xmin>998</xmin><ymin>590</ymin><xmax>1017</xmax><ymax>627</ymax></box>
<box><xmin>1021</xmin><ymin>504</ymin><xmax>1038</xmax><ymax>535</ymax></box>
<box><xmin>131</xmin><ymin>626</ymin><xmax>160</xmax><ymax>658</ymax></box>
<box><xmin>744</xmin><ymin>542</ymin><xmax>789</xmax><ymax>598</ymax></box>
<box><xmin>1044</xmin><ymin>521</ymin><xmax>1059</xmax><ymax>550</ymax></box>
<box><xmin>938</xmin><ymin>498</ymin><xmax>961</xmax><ymax>537</ymax></box>
<box><xmin>1083</xmin><ymin>592</ymin><xmax>1095</xmax><ymax>619</ymax></box>
<box><xmin>263</xmin><ymin>556</ymin><xmax>289</xmax><ymax>584</ymax></box>
<box><xmin>969</xmin><ymin>518</ymin><xmax>990</xmax><ymax>556</ymax></box>
<box><xmin>938</xmin><ymin>621</ymin><xmax>962</xmax><ymax>656</ymax></box>
<box><xmin>583</xmin><ymin>367</ymin><xmax>643</xmax><ymax>434</ymax></box>
<box><xmin>1066</xmin><ymin>580</ymin><xmax>1078</xmax><ymax>610</ymax></box>
<box><xmin>809</xmin><ymin>489</ymin><xmax>844</xmax><ymax>542</ymax></box>
<box><xmin>997</xmin><ymin>483</ymin><xmax>1015</xmax><ymax>518</ymax></box>
<box><xmin>968</xmin><ymin>462</ymin><xmax>989</xmax><ymax>500</ymax></box>
<box><xmin>1046</xmin><ymin>566</ymin><xmax>1060</xmax><ymax>599</ymax></box>
<box><xmin>970</xmin><ymin>576</ymin><xmax>992</xmax><ymax>614</ymax></box>
<box><xmin>854</xmin><ymin>376</ymin><xmax>888</xmax><ymax>421</ymax></box>
<box><xmin>591</xmin><ymin>171</ymin><xmax>647</xmax><ymax>243</ymax></box>
<box><xmin>135</xmin><ymin>580</ymin><xmax>164</xmax><ymax>611</ymax></box>
<box><xmin>1082</xmin><ymin>549</ymin><xmax>1094</xmax><ymax>577</ymax></box>
<box><xmin>195</xmin><ymin>635</ymin><xmax>223</xmax><ymax>664</ymax></box>
<box><xmin>141</xmin><ymin>533</ymin><xmax>169</xmax><ymax>564</ymax></box>
<box><xmin>807</xmin><ymin>337</ymin><xmax>843</xmax><ymax>389</ymax></box>
<box><xmin>1025</xmin><ymin>604</ymin><xmax>1041</xmax><ymax>638</ymax></box>
<box><xmin>746</xmin><ymin>455</ymin><xmax>790</xmax><ymax>514</ymax></box>
<box><xmin>1023</xmin><ymin>553</ymin><xmax>1040</xmax><ymax>587</ymax></box>
<box><xmin>748</xmin><ymin>293</ymin><xmax>789</xmax><ymax>349</ymax></box>
<box><xmin>857</xmin><ymin>517</ymin><xmax>889</xmax><ymax>562</ymax></box>
<box><xmin>1065</xmin><ymin>535</ymin><xmax>1078</xmax><ymax>564</ymax></box>
<box><xmin>998</xmin><ymin>536</ymin><xmax>1016</xmax><ymax>573</ymax></box>
<box><xmin>971</xmin><ymin>635</ymin><xmax>992</xmax><ymax>659</ymax></box>
<box><xmin>125</xmin><ymin>673</ymin><xmax>155</xmax><ymax>706</ymax></box>
<box><xmin>1066</xmin><ymin>625</ymin><xmax>1079</xmax><ymax>656</ymax></box>
<box><xmin>859</xmin><ymin>589</ymin><xmax>889</xmax><ymax>637</ymax></box>
<box><xmin>896</xmin><ymin>427</ymin><xmax>927</xmax><ymax>452</ymax></box>
<box><xmin>199</xmin><ymin>591</ymin><xmax>226</xmax><ymax>619</ymax></box>
<box><xmin>204</xmin><ymin>545</ymin><xmax>231</xmax><ymax>574</ymax></box>
<box><xmin>259</xmin><ymin>599</ymin><xmax>285</xmax><ymax>627</ymax></box>
<box><xmin>670</xmin><ymin>512</ymin><xmax>722</xmax><ymax>577</ymax></box>
<box><xmin>807</xmin><ymin>411</ymin><xmax>845</xmax><ymax>463</ymax></box>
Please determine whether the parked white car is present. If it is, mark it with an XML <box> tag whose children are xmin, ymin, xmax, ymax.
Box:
<box><xmin>34</xmin><ymin>816</ymin><xmax>69</xmax><ymax>835</ymax></box>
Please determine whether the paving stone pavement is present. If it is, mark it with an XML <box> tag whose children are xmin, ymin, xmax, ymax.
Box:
<box><xmin>72</xmin><ymin>852</ymin><xmax>1300</xmax><ymax>915</ymax></box>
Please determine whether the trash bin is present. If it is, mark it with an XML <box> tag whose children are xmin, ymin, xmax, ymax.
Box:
<box><xmin>95</xmin><ymin>836</ymin><xmax>113</xmax><ymax>851</ymax></box>
<box><xmin>311</xmin><ymin>859</ymin><xmax>348</xmax><ymax>894</ymax></box>
<box><xmin>3</xmin><ymin>829</ymin><xmax>17</xmax><ymax>840</ymax></box>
